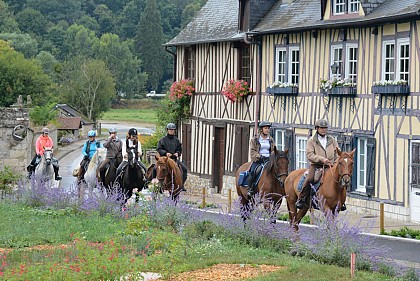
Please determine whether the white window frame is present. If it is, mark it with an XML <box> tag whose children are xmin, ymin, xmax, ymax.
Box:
<box><xmin>397</xmin><ymin>38</ymin><xmax>410</xmax><ymax>81</ymax></box>
<box><xmin>356</xmin><ymin>138</ymin><xmax>367</xmax><ymax>193</ymax></box>
<box><xmin>382</xmin><ymin>40</ymin><xmax>395</xmax><ymax>81</ymax></box>
<box><xmin>333</xmin><ymin>0</ymin><xmax>359</xmax><ymax>15</ymax></box>
<box><xmin>296</xmin><ymin>136</ymin><xmax>307</xmax><ymax>169</ymax></box>
<box><xmin>275</xmin><ymin>46</ymin><xmax>300</xmax><ymax>84</ymax></box>
<box><xmin>275</xmin><ymin>130</ymin><xmax>285</xmax><ymax>151</ymax></box>
<box><xmin>345</xmin><ymin>43</ymin><xmax>358</xmax><ymax>83</ymax></box>
<box><xmin>331</xmin><ymin>45</ymin><xmax>343</xmax><ymax>79</ymax></box>
<box><xmin>348</xmin><ymin>0</ymin><xmax>359</xmax><ymax>13</ymax></box>
<box><xmin>333</xmin><ymin>0</ymin><xmax>345</xmax><ymax>15</ymax></box>
<box><xmin>275</xmin><ymin>47</ymin><xmax>287</xmax><ymax>83</ymax></box>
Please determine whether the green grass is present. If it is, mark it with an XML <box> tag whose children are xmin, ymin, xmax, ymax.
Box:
<box><xmin>100</xmin><ymin>98</ymin><xmax>161</xmax><ymax>124</ymax></box>
<box><xmin>0</xmin><ymin>202</ymin><xmax>406</xmax><ymax>281</ymax></box>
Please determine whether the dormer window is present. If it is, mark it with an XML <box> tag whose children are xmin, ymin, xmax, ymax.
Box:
<box><xmin>333</xmin><ymin>0</ymin><xmax>359</xmax><ymax>15</ymax></box>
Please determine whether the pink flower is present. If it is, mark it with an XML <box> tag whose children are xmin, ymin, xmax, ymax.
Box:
<box><xmin>170</xmin><ymin>79</ymin><xmax>195</xmax><ymax>100</ymax></box>
<box><xmin>222</xmin><ymin>79</ymin><xmax>251</xmax><ymax>103</ymax></box>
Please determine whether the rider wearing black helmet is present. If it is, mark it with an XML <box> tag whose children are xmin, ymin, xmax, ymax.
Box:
<box><xmin>157</xmin><ymin>123</ymin><xmax>187</xmax><ymax>191</ymax></box>
<box><xmin>115</xmin><ymin>128</ymin><xmax>147</xmax><ymax>181</ymax></box>
<box><xmin>295</xmin><ymin>119</ymin><xmax>346</xmax><ymax>210</ymax></box>
<box><xmin>247</xmin><ymin>121</ymin><xmax>275</xmax><ymax>198</ymax></box>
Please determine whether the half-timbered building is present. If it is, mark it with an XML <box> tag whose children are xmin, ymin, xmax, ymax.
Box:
<box><xmin>165</xmin><ymin>0</ymin><xmax>420</xmax><ymax>222</ymax></box>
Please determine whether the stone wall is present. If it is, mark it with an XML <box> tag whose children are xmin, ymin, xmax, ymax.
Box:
<box><xmin>0</xmin><ymin>107</ymin><xmax>30</xmax><ymax>174</ymax></box>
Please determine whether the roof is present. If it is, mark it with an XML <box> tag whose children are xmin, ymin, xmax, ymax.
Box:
<box><xmin>165</xmin><ymin>0</ymin><xmax>240</xmax><ymax>46</ymax></box>
<box><xmin>252</xmin><ymin>0</ymin><xmax>420</xmax><ymax>34</ymax></box>
<box><xmin>57</xmin><ymin>117</ymin><xmax>82</xmax><ymax>130</ymax></box>
<box><xmin>54</xmin><ymin>104</ymin><xmax>94</xmax><ymax>125</ymax></box>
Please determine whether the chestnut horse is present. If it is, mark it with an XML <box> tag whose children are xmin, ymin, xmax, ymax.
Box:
<box><xmin>154</xmin><ymin>155</ymin><xmax>183</xmax><ymax>200</ymax></box>
<box><xmin>285</xmin><ymin>148</ymin><xmax>356</xmax><ymax>229</ymax></box>
<box><xmin>236</xmin><ymin>147</ymin><xmax>289</xmax><ymax>221</ymax></box>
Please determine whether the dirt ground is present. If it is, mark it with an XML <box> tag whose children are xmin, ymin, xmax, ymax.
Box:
<box><xmin>155</xmin><ymin>263</ymin><xmax>284</xmax><ymax>281</ymax></box>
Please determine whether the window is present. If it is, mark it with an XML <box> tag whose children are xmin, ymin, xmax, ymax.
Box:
<box><xmin>356</xmin><ymin>138</ymin><xmax>367</xmax><ymax>193</ymax></box>
<box><xmin>184</xmin><ymin>46</ymin><xmax>196</xmax><ymax>80</ymax></box>
<box><xmin>239</xmin><ymin>45</ymin><xmax>251</xmax><ymax>84</ymax></box>
<box><xmin>330</xmin><ymin>43</ymin><xmax>358</xmax><ymax>82</ymax></box>
<box><xmin>411</xmin><ymin>142</ymin><xmax>420</xmax><ymax>188</ymax></box>
<box><xmin>275</xmin><ymin>130</ymin><xmax>285</xmax><ymax>151</ymax></box>
<box><xmin>333</xmin><ymin>0</ymin><xmax>359</xmax><ymax>15</ymax></box>
<box><xmin>296</xmin><ymin>136</ymin><xmax>307</xmax><ymax>169</ymax></box>
<box><xmin>275</xmin><ymin>46</ymin><xmax>300</xmax><ymax>84</ymax></box>
<box><xmin>382</xmin><ymin>38</ymin><xmax>410</xmax><ymax>81</ymax></box>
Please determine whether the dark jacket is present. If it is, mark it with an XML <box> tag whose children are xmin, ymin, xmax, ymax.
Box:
<box><xmin>157</xmin><ymin>134</ymin><xmax>182</xmax><ymax>158</ymax></box>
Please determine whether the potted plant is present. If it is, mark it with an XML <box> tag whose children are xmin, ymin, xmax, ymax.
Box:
<box><xmin>266</xmin><ymin>82</ymin><xmax>298</xmax><ymax>95</ymax></box>
<box><xmin>320</xmin><ymin>77</ymin><xmax>356</xmax><ymax>96</ymax></box>
<box><xmin>167</xmin><ymin>79</ymin><xmax>195</xmax><ymax>122</ymax></box>
<box><xmin>372</xmin><ymin>80</ymin><xmax>409</xmax><ymax>95</ymax></box>
<box><xmin>221</xmin><ymin>79</ymin><xmax>252</xmax><ymax>103</ymax></box>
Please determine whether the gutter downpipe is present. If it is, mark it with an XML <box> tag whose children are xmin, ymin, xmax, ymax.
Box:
<box><xmin>165</xmin><ymin>46</ymin><xmax>177</xmax><ymax>82</ymax></box>
<box><xmin>244</xmin><ymin>32</ymin><xmax>262</xmax><ymax>134</ymax></box>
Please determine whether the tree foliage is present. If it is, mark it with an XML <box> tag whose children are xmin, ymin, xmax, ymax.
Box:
<box><xmin>59</xmin><ymin>57</ymin><xmax>116</xmax><ymax>121</ymax></box>
<box><xmin>0</xmin><ymin>42</ymin><xmax>53</xmax><ymax>107</ymax></box>
<box><xmin>0</xmin><ymin>0</ymin><xmax>19</xmax><ymax>33</ymax></box>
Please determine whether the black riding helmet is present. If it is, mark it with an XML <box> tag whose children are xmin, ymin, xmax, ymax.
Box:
<box><xmin>128</xmin><ymin>128</ymin><xmax>137</xmax><ymax>136</ymax></box>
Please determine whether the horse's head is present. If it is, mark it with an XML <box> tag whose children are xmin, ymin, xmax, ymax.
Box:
<box><xmin>336</xmin><ymin>147</ymin><xmax>356</xmax><ymax>191</ymax></box>
<box><xmin>154</xmin><ymin>155</ymin><xmax>169</xmax><ymax>183</ymax></box>
<box><xmin>43</xmin><ymin>147</ymin><xmax>53</xmax><ymax>165</ymax></box>
<box><xmin>268</xmin><ymin>147</ymin><xmax>289</xmax><ymax>188</ymax></box>
<box><xmin>127</xmin><ymin>148</ymin><xmax>138</xmax><ymax>167</ymax></box>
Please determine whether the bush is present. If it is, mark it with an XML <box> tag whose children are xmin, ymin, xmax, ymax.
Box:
<box><xmin>0</xmin><ymin>166</ymin><xmax>21</xmax><ymax>190</ymax></box>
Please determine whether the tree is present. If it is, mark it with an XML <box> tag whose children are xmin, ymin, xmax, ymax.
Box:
<box><xmin>93</xmin><ymin>4</ymin><xmax>115</xmax><ymax>36</ymax></box>
<box><xmin>65</xmin><ymin>24</ymin><xmax>99</xmax><ymax>58</ymax></box>
<box><xmin>59</xmin><ymin>57</ymin><xmax>116</xmax><ymax>121</ymax></box>
<box><xmin>0</xmin><ymin>40</ymin><xmax>53</xmax><ymax>107</ymax></box>
<box><xmin>0</xmin><ymin>0</ymin><xmax>20</xmax><ymax>33</ymax></box>
<box><xmin>35</xmin><ymin>51</ymin><xmax>60</xmax><ymax>80</ymax></box>
<box><xmin>15</xmin><ymin>8</ymin><xmax>48</xmax><ymax>36</ymax></box>
<box><xmin>0</xmin><ymin>33</ymin><xmax>38</xmax><ymax>58</ymax></box>
<box><xmin>92</xmin><ymin>33</ymin><xmax>147</xmax><ymax>99</ymax></box>
<box><xmin>135</xmin><ymin>0</ymin><xmax>165</xmax><ymax>91</ymax></box>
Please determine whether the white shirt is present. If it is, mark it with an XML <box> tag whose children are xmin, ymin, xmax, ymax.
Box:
<box><xmin>122</xmin><ymin>139</ymin><xmax>143</xmax><ymax>161</ymax></box>
<box><xmin>318</xmin><ymin>134</ymin><xmax>327</xmax><ymax>150</ymax></box>
<box><xmin>259</xmin><ymin>136</ymin><xmax>270</xmax><ymax>158</ymax></box>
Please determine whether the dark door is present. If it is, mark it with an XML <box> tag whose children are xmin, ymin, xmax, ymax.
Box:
<box><xmin>181</xmin><ymin>124</ymin><xmax>191</xmax><ymax>170</ymax></box>
<box><xmin>213</xmin><ymin>127</ymin><xmax>225</xmax><ymax>193</ymax></box>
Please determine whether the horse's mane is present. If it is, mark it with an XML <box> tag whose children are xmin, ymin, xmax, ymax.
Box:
<box><xmin>265</xmin><ymin>150</ymin><xmax>287</xmax><ymax>173</ymax></box>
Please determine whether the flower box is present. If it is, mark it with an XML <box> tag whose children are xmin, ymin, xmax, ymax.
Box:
<box><xmin>266</xmin><ymin>86</ymin><xmax>298</xmax><ymax>96</ymax></box>
<box><xmin>322</xmin><ymin>86</ymin><xmax>356</xmax><ymax>96</ymax></box>
<box><xmin>372</xmin><ymin>85</ymin><xmax>410</xmax><ymax>95</ymax></box>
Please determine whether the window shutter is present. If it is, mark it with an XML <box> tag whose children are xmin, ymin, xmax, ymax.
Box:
<box><xmin>365</xmin><ymin>137</ymin><xmax>376</xmax><ymax>196</ymax></box>
<box><xmin>350</xmin><ymin>136</ymin><xmax>358</xmax><ymax>192</ymax></box>
<box><xmin>234</xmin><ymin>125</ymin><xmax>242</xmax><ymax>172</ymax></box>
<box><xmin>285</xmin><ymin>129</ymin><xmax>294</xmax><ymax>172</ymax></box>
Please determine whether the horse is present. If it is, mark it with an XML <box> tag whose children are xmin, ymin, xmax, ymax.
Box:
<box><xmin>154</xmin><ymin>155</ymin><xmax>183</xmax><ymax>200</ymax></box>
<box><xmin>96</xmin><ymin>155</ymin><xmax>121</xmax><ymax>193</ymax></box>
<box><xmin>77</xmin><ymin>148</ymin><xmax>107</xmax><ymax>199</ymax></box>
<box><xmin>118</xmin><ymin>147</ymin><xmax>145</xmax><ymax>204</ymax></box>
<box><xmin>34</xmin><ymin>147</ymin><xmax>55</xmax><ymax>184</ymax></box>
<box><xmin>284</xmin><ymin>147</ymin><xmax>356</xmax><ymax>230</ymax></box>
<box><xmin>236</xmin><ymin>147</ymin><xmax>289</xmax><ymax>222</ymax></box>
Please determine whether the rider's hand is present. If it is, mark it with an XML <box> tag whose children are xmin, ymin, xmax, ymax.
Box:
<box><xmin>166</xmin><ymin>153</ymin><xmax>171</xmax><ymax>158</ymax></box>
<box><xmin>84</xmin><ymin>156</ymin><xmax>89</xmax><ymax>160</ymax></box>
<box><xmin>323</xmin><ymin>158</ymin><xmax>332</xmax><ymax>166</ymax></box>
<box><xmin>173</xmin><ymin>153</ymin><xmax>178</xmax><ymax>158</ymax></box>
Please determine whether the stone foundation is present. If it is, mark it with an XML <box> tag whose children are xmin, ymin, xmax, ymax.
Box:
<box><xmin>345</xmin><ymin>197</ymin><xmax>410</xmax><ymax>222</ymax></box>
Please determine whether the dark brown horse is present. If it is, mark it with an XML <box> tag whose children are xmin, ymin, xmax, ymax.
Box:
<box><xmin>236</xmin><ymin>147</ymin><xmax>289</xmax><ymax>221</ymax></box>
<box><xmin>285</xmin><ymin>147</ymin><xmax>356</xmax><ymax>230</ymax></box>
<box><xmin>154</xmin><ymin>155</ymin><xmax>183</xmax><ymax>200</ymax></box>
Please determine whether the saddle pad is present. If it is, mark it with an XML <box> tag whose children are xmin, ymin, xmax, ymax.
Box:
<box><xmin>238</xmin><ymin>171</ymin><xmax>249</xmax><ymax>187</ymax></box>
<box><xmin>297</xmin><ymin>174</ymin><xmax>321</xmax><ymax>192</ymax></box>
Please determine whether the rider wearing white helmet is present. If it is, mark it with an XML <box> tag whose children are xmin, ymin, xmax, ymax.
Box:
<box><xmin>78</xmin><ymin>130</ymin><xmax>102</xmax><ymax>182</ymax></box>
<box><xmin>98</xmin><ymin>127</ymin><xmax>123</xmax><ymax>184</ymax></box>
<box><xmin>27</xmin><ymin>127</ymin><xmax>62</xmax><ymax>180</ymax></box>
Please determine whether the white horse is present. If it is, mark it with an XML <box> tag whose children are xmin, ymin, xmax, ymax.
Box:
<box><xmin>83</xmin><ymin>147</ymin><xmax>107</xmax><ymax>190</ymax></box>
<box><xmin>34</xmin><ymin>147</ymin><xmax>55</xmax><ymax>184</ymax></box>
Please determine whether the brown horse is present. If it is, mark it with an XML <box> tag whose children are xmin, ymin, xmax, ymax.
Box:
<box><xmin>154</xmin><ymin>155</ymin><xmax>183</xmax><ymax>200</ymax></box>
<box><xmin>285</xmin><ymin>147</ymin><xmax>356</xmax><ymax>230</ymax></box>
<box><xmin>236</xmin><ymin>147</ymin><xmax>289</xmax><ymax>221</ymax></box>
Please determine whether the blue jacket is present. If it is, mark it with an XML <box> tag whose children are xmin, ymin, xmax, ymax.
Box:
<box><xmin>82</xmin><ymin>140</ymin><xmax>102</xmax><ymax>159</ymax></box>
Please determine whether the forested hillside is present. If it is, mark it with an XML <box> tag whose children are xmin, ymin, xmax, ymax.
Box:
<box><xmin>0</xmin><ymin>0</ymin><xmax>205</xmax><ymax>121</ymax></box>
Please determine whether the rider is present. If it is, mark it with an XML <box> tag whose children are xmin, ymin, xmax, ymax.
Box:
<box><xmin>295</xmin><ymin>119</ymin><xmax>345</xmax><ymax>211</ymax></box>
<box><xmin>27</xmin><ymin>127</ymin><xmax>62</xmax><ymax>180</ymax></box>
<box><xmin>98</xmin><ymin>127</ymin><xmax>123</xmax><ymax>184</ymax></box>
<box><xmin>247</xmin><ymin>121</ymin><xmax>275</xmax><ymax>198</ymax></box>
<box><xmin>115</xmin><ymin>128</ymin><xmax>147</xmax><ymax>181</ymax></box>
<box><xmin>78</xmin><ymin>130</ymin><xmax>101</xmax><ymax>182</ymax></box>
<box><xmin>157</xmin><ymin>123</ymin><xmax>187</xmax><ymax>191</ymax></box>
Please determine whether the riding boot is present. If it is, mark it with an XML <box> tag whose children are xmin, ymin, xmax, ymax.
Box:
<box><xmin>296</xmin><ymin>184</ymin><xmax>310</xmax><ymax>209</ymax></box>
<box><xmin>54</xmin><ymin>167</ymin><xmax>62</xmax><ymax>181</ymax></box>
<box><xmin>27</xmin><ymin>164</ymin><xmax>34</xmax><ymax>179</ymax></box>
<box><xmin>340</xmin><ymin>203</ymin><xmax>347</xmax><ymax>211</ymax></box>
<box><xmin>247</xmin><ymin>173</ymin><xmax>254</xmax><ymax>198</ymax></box>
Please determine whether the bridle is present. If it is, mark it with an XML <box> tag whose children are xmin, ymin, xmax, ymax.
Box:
<box><xmin>330</xmin><ymin>157</ymin><xmax>353</xmax><ymax>190</ymax></box>
<box><xmin>273</xmin><ymin>154</ymin><xmax>289</xmax><ymax>187</ymax></box>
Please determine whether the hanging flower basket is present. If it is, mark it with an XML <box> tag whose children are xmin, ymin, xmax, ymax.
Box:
<box><xmin>372</xmin><ymin>84</ymin><xmax>410</xmax><ymax>96</ymax></box>
<box><xmin>322</xmin><ymin>86</ymin><xmax>357</xmax><ymax>96</ymax></box>
<box><xmin>222</xmin><ymin>79</ymin><xmax>252</xmax><ymax>103</ymax></box>
<box><xmin>169</xmin><ymin>79</ymin><xmax>195</xmax><ymax>100</ymax></box>
<box><xmin>320</xmin><ymin>78</ymin><xmax>356</xmax><ymax>96</ymax></box>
